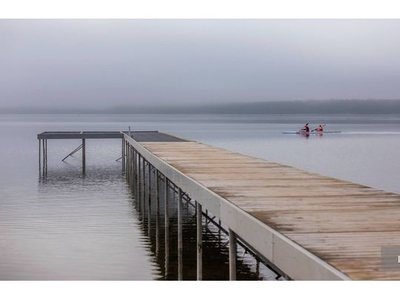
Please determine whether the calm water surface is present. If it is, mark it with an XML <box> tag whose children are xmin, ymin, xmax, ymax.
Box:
<box><xmin>1</xmin><ymin>114</ymin><xmax>400</xmax><ymax>280</ymax></box>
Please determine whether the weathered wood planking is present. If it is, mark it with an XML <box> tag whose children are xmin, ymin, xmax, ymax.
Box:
<box><xmin>139</xmin><ymin>141</ymin><xmax>400</xmax><ymax>280</ymax></box>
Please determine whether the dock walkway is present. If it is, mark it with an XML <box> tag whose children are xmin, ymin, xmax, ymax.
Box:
<box><xmin>38</xmin><ymin>131</ymin><xmax>400</xmax><ymax>280</ymax></box>
<box><xmin>124</xmin><ymin>132</ymin><xmax>400</xmax><ymax>280</ymax></box>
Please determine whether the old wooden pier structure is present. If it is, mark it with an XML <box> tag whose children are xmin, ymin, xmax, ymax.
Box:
<box><xmin>37</xmin><ymin>130</ymin><xmax>400</xmax><ymax>280</ymax></box>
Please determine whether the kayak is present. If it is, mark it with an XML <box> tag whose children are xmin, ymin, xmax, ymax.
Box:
<box><xmin>283</xmin><ymin>130</ymin><xmax>342</xmax><ymax>135</ymax></box>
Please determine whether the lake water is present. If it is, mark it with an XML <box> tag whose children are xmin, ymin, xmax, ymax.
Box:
<box><xmin>1</xmin><ymin>113</ymin><xmax>400</xmax><ymax>281</ymax></box>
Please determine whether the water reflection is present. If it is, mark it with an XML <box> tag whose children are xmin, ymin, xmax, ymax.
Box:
<box><xmin>36</xmin><ymin>163</ymin><xmax>281</xmax><ymax>280</ymax></box>
<box><xmin>34</xmin><ymin>165</ymin><xmax>159</xmax><ymax>280</ymax></box>
<box><xmin>130</xmin><ymin>165</ymin><xmax>281</xmax><ymax>280</ymax></box>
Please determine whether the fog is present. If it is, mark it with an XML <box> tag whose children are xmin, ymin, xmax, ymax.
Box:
<box><xmin>1</xmin><ymin>19</ymin><xmax>400</xmax><ymax>113</ymax></box>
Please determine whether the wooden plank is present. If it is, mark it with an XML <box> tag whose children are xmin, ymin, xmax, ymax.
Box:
<box><xmin>286</xmin><ymin>232</ymin><xmax>400</xmax><ymax>279</ymax></box>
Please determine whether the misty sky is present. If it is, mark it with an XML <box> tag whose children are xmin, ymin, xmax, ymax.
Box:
<box><xmin>1</xmin><ymin>19</ymin><xmax>400</xmax><ymax>110</ymax></box>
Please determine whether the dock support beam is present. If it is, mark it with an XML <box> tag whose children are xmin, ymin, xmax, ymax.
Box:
<box><xmin>82</xmin><ymin>138</ymin><xmax>86</xmax><ymax>174</ymax></box>
<box><xmin>141</xmin><ymin>158</ymin><xmax>145</xmax><ymax>219</ymax></box>
<box><xmin>155</xmin><ymin>170</ymin><xmax>160</xmax><ymax>259</ymax></box>
<box><xmin>39</xmin><ymin>138</ymin><xmax>48</xmax><ymax>176</ymax></box>
<box><xmin>164</xmin><ymin>177</ymin><xmax>170</xmax><ymax>278</ymax></box>
<box><xmin>178</xmin><ymin>188</ymin><xmax>183</xmax><ymax>280</ymax></box>
<box><xmin>39</xmin><ymin>139</ymin><xmax>41</xmax><ymax>175</ymax></box>
<box><xmin>196</xmin><ymin>202</ymin><xmax>203</xmax><ymax>280</ymax></box>
<box><xmin>229</xmin><ymin>229</ymin><xmax>237</xmax><ymax>280</ymax></box>
<box><xmin>122</xmin><ymin>139</ymin><xmax>125</xmax><ymax>173</ymax></box>
<box><xmin>147</xmin><ymin>162</ymin><xmax>152</xmax><ymax>237</ymax></box>
<box><xmin>62</xmin><ymin>144</ymin><xmax>83</xmax><ymax>162</ymax></box>
<box><xmin>137</xmin><ymin>155</ymin><xmax>142</xmax><ymax>210</ymax></box>
<box><xmin>135</xmin><ymin>150</ymin><xmax>139</xmax><ymax>205</ymax></box>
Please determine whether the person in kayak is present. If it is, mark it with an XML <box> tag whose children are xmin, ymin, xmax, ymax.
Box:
<box><xmin>301</xmin><ymin>123</ymin><xmax>310</xmax><ymax>133</ymax></box>
<box><xmin>316</xmin><ymin>124</ymin><xmax>324</xmax><ymax>132</ymax></box>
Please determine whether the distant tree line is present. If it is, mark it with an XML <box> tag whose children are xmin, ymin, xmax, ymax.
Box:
<box><xmin>108</xmin><ymin>99</ymin><xmax>400</xmax><ymax>114</ymax></box>
<box><xmin>3</xmin><ymin>99</ymin><xmax>400</xmax><ymax>114</ymax></box>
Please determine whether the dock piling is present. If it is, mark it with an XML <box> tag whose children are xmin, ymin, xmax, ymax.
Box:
<box><xmin>178</xmin><ymin>188</ymin><xmax>183</xmax><ymax>280</ymax></box>
<box><xmin>196</xmin><ymin>202</ymin><xmax>203</xmax><ymax>280</ymax></box>
<box><xmin>122</xmin><ymin>138</ymin><xmax>125</xmax><ymax>173</ymax></box>
<box><xmin>38</xmin><ymin>139</ymin><xmax>41</xmax><ymax>175</ymax></box>
<box><xmin>155</xmin><ymin>169</ymin><xmax>160</xmax><ymax>259</ymax></box>
<box><xmin>164</xmin><ymin>177</ymin><xmax>170</xmax><ymax>278</ymax></box>
<box><xmin>147</xmin><ymin>162</ymin><xmax>152</xmax><ymax>237</ymax></box>
<box><xmin>229</xmin><ymin>229</ymin><xmax>237</xmax><ymax>280</ymax></box>
<box><xmin>82</xmin><ymin>138</ymin><xmax>86</xmax><ymax>174</ymax></box>
<box><xmin>39</xmin><ymin>138</ymin><xmax>48</xmax><ymax>176</ymax></box>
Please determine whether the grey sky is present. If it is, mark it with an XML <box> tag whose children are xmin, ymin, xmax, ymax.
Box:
<box><xmin>1</xmin><ymin>19</ymin><xmax>400</xmax><ymax>110</ymax></box>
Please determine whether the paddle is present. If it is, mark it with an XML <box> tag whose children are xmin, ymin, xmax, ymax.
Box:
<box><xmin>312</xmin><ymin>124</ymin><xmax>326</xmax><ymax>132</ymax></box>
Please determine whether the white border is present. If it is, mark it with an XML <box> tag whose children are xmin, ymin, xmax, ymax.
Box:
<box><xmin>1</xmin><ymin>0</ymin><xmax>400</xmax><ymax>18</ymax></box>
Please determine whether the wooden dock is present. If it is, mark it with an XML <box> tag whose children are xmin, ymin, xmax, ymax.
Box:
<box><xmin>38</xmin><ymin>131</ymin><xmax>400</xmax><ymax>280</ymax></box>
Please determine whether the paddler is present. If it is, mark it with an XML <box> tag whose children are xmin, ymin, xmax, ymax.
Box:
<box><xmin>316</xmin><ymin>124</ymin><xmax>324</xmax><ymax>132</ymax></box>
<box><xmin>302</xmin><ymin>123</ymin><xmax>310</xmax><ymax>133</ymax></box>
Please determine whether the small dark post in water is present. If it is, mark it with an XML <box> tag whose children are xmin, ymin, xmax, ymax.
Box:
<box><xmin>229</xmin><ymin>228</ymin><xmax>237</xmax><ymax>280</ymax></box>
<box><xmin>196</xmin><ymin>202</ymin><xmax>203</xmax><ymax>280</ymax></box>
